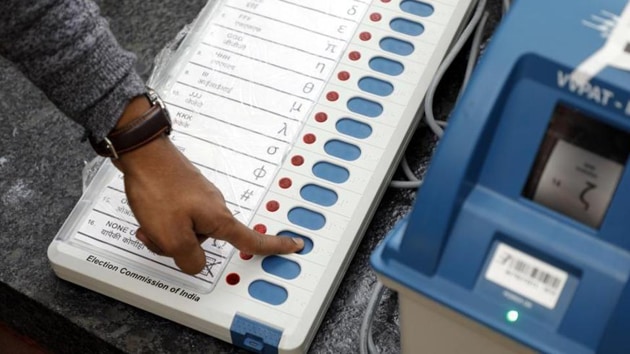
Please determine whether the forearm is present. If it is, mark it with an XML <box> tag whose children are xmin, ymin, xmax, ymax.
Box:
<box><xmin>0</xmin><ymin>0</ymin><xmax>145</xmax><ymax>141</ymax></box>
<box><xmin>0</xmin><ymin>0</ymin><xmax>304</xmax><ymax>274</ymax></box>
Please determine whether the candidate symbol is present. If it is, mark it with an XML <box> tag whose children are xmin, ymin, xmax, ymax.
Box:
<box><xmin>579</xmin><ymin>181</ymin><xmax>597</xmax><ymax>211</ymax></box>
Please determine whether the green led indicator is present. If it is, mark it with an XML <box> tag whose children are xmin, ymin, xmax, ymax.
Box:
<box><xmin>506</xmin><ymin>310</ymin><xmax>519</xmax><ymax>323</ymax></box>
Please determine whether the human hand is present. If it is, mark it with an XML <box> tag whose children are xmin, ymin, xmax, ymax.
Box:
<box><xmin>110</xmin><ymin>98</ymin><xmax>304</xmax><ymax>274</ymax></box>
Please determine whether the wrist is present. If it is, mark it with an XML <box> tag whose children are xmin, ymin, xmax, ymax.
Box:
<box><xmin>116</xmin><ymin>95</ymin><xmax>152</xmax><ymax>128</ymax></box>
<box><xmin>90</xmin><ymin>88</ymin><xmax>172</xmax><ymax>159</ymax></box>
<box><xmin>112</xmin><ymin>133</ymin><xmax>176</xmax><ymax>174</ymax></box>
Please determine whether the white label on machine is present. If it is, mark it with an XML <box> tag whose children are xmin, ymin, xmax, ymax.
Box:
<box><xmin>485</xmin><ymin>243</ymin><xmax>568</xmax><ymax>309</ymax></box>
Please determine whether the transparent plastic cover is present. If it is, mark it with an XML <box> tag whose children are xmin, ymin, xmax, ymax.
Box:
<box><xmin>61</xmin><ymin>0</ymin><xmax>371</xmax><ymax>292</ymax></box>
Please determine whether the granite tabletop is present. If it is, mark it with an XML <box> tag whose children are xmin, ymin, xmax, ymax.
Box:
<box><xmin>0</xmin><ymin>0</ymin><xmax>499</xmax><ymax>353</ymax></box>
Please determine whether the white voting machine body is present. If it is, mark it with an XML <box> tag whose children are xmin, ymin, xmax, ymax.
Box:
<box><xmin>48</xmin><ymin>0</ymin><xmax>474</xmax><ymax>352</ymax></box>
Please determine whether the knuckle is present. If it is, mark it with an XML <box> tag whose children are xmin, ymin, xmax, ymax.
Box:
<box><xmin>239</xmin><ymin>232</ymin><xmax>267</xmax><ymax>255</ymax></box>
<box><xmin>256</xmin><ymin>233</ymin><xmax>266</xmax><ymax>252</ymax></box>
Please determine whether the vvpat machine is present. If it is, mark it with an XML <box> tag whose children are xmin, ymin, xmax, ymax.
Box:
<box><xmin>372</xmin><ymin>0</ymin><xmax>630</xmax><ymax>353</ymax></box>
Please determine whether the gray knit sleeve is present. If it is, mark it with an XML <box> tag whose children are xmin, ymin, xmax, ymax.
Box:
<box><xmin>0</xmin><ymin>0</ymin><xmax>146</xmax><ymax>141</ymax></box>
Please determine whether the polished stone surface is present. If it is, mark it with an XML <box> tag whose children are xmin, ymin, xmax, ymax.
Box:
<box><xmin>0</xmin><ymin>0</ymin><xmax>499</xmax><ymax>353</ymax></box>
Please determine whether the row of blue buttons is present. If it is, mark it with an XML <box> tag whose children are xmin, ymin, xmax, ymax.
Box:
<box><xmin>282</xmin><ymin>6</ymin><xmax>435</xmax><ymax>230</ymax></box>
<box><xmin>246</xmin><ymin>0</ymin><xmax>432</xmax><ymax>306</ymax></box>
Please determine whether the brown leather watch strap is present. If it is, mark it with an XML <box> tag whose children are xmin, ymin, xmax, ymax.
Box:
<box><xmin>90</xmin><ymin>103</ymin><xmax>172</xmax><ymax>159</ymax></box>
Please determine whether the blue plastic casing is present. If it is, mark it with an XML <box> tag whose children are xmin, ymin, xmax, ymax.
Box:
<box><xmin>372</xmin><ymin>0</ymin><xmax>630</xmax><ymax>353</ymax></box>
<box><xmin>230</xmin><ymin>314</ymin><xmax>282</xmax><ymax>353</ymax></box>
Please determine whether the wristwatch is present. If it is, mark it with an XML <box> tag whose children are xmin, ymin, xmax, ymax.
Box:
<box><xmin>90</xmin><ymin>88</ymin><xmax>172</xmax><ymax>159</ymax></box>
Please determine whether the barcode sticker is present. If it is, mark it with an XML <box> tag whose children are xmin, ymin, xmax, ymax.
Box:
<box><xmin>485</xmin><ymin>243</ymin><xmax>568</xmax><ymax>309</ymax></box>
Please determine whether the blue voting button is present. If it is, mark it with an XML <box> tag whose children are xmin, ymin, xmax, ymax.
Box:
<box><xmin>400</xmin><ymin>0</ymin><xmax>434</xmax><ymax>17</ymax></box>
<box><xmin>287</xmin><ymin>207</ymin><xmax>326</xmax><ymax>231</ymax></box>
<box><xmin>312</xmin><ymin>161</ymin><xmax>349</xmax><ymax>184</ymax></box>
<box><xmin>324</xmin><ymin>140</ymin><xmax>361</xmax><ymax>161</ymax></box>
<box><xmin>261</xmin><ymin>256</ymin><xmax>301</xmax><ymax>280</ymax></box>
<box><xmin>347</xmin><ymin>97</ymin><xmax>383</xmax><ymax>118</ymax></box>
<box><xmin>248</xmin><ymin>280</ymin><xmax>288</xmax><ymax>306</ymax></box>
<box><xmin>369</xmin><ymin>56</ymin><xmax>404</xmax><ymax>76</ymax></box>
<box><xmin>300</xmin><ymin>184</ymin><xmax>338</xmax><ymax>207</ymax></box>
<box><xmin>390</xmin><ymin>18</ymin><xmax>424</xmax><ymax>36</ymax></box>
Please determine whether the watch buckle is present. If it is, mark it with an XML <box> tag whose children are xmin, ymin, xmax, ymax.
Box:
<box><xmin>103</xmin><ymin>136</ymin><xmax>119</xmax><ymax>159</ymax></box>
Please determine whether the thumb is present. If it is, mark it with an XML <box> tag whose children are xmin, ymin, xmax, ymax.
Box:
<box><xmin>173</xmin><ymin>244</ymin><xmax>207</xmax><ymax>275</ymax></box>
<box><xmin>138</xmin><ymin>226</ymin><xmax>207</xmax><ymax>275</ymax></box>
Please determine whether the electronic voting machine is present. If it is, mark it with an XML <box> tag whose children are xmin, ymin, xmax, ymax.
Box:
<box><xmin>47</xmin><ymin>0</ymin><xmax>475</xmax><ymax>352</ymax></box>
<box><xmin>372</xmin><ymin>0</ymin><xmax>630</xmax><ymax>353</ymax></box>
